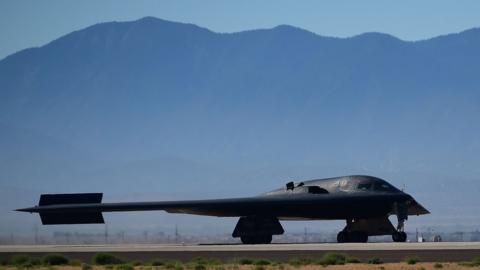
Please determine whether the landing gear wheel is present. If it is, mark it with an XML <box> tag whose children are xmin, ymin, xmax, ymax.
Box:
<box><xmin>350</xmin><ymin>231</ymin><xmax>368</xmax><ymax>243</ymax></box>
<box><xmin>337</xmin><ymin>231</ymin><xmax>368</xmax><ymax>243</ymax></box>
<box><xmin>337</xmin><ymin>231</ymin><xmax>348</xmax><ymax>243</ymax></box>
<box><xmin>392</xmin><ymin>231</ymin><xmax>407</xmax><ymax>242</ymax></box>
<box><xmin>240</xmin><ymin>235</ymin><xmax>272</xmax><ymax>244</ymax></box>
<box><xmin>261</xmin><ymin>234</ymin><xmax>272</xmax><ymax>244</ymax></box>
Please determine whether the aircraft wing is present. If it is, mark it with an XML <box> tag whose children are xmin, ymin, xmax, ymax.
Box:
<box><xmin>16</xmin><ymin>193</ymin><xmax>315</xmax><ymax>225</ymax></box>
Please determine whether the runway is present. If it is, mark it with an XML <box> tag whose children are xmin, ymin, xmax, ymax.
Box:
<box><xmin>1</xmin><ymin>242</ymin><xmax>480</xmax><ymax>263</ymax></box>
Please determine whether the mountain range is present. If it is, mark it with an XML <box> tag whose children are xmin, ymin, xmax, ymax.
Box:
<box><xmin>1</xmin><ymin>17</ymin><xmax>479</xmax><ymax>235</ymax></box>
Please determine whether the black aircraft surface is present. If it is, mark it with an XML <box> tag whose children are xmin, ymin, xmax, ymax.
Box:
<box><xmin>17</xmin><ymin>175</ymin><xmax>429</xmax><ymax>244</ymax></box>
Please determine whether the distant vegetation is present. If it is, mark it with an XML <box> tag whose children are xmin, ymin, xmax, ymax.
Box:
<box><xmin>3</xmin><ymin>253</ymin><xmax>480</xmax><ymax>269</ymax></box>
<box><xmin>92</xmin><ymin>253</ymin><xmax>124</xmax><ymax>265</ymax></box>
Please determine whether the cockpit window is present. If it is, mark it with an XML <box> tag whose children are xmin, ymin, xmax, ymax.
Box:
<box><xmin>308</xmin><ymin>186</ymin><xmax>329</xmax><ymax>194</ymax></box>
<box><xmin>374</xmin><ymin>182</ymin><xmax>395</xmax><ymax>192</ymax></box>
<box><xmin>357</xmin><ymin>182</ymin><xmax>372</xmax><ymax>191</ymax></box>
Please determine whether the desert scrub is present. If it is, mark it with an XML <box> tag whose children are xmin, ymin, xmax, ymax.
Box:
<box><xmin>10</xmin><ymin>255</ymin><xmax>32</xmax><ymax>266</ymax></box>
<box><xmin>43</xmin><ymin>254</ymin><xmax>69</xmax><ymax>265</ymax></box>
<box><xmin>316</xmin><ymin>253</ymin><xmax>347</xmax><ymax>266</ymax></box>
<box><xmin>345</xmin><ymin>256</ymin><xmax>361</xmax><ymax>263</ymax></box>
<box><xmin>459</xmin><ymin>257</ymin><xmax>480</xmax><ymax>267</ymax></box>
<box><xmin>238</xmin><ymin>259</ymin><xmax>253</xmax><ymax>265</ymax></box>
<box><xmin>253</xmin><ymin>266</ymin><xmax>265</xmax><ymax>270</ymax></box>
<box><xmin>367</xmin><ymin>257</ymin><xmax>383</xmax><ymax>264</ymax></box>
<box><xmin>132</xmin><ymin>261</ymin><xmax>143</xmax><ymax>266</ymax></box>
<box><xmin>405</xmin><ymin>256</ymin><xmax>420</xmax><ymax>265</ymax></box>
<box><xmin>150</xmin><ymin>260</ymin><xmax>165</xmax><ymax>266</ymax></box>
<box><xmin>434</xmin><ymin>262</ymin><xmax>443</xmax><ymax>268</ymax></box>
<box><xmin>175</xmin><ymin>262</ymin><xmax>184</xmax><ymax>270</ymax></box>
<box><xmin>92</xmin><ymin>253</ymin><xmax>124</xmax><ymax>265</ymax></box>
<box><xmin>194</xmin><ymin>264</ymin><xmax>206</xmax><ymax>270</ymax></box>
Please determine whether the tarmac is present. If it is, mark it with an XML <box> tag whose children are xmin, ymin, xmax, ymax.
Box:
<box><xmin>1</xmin><ymin>242</ymin><xmax>480</xmax><ymax>263</ymax></box>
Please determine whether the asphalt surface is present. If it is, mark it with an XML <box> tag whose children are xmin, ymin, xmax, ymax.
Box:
<box><xmin>1</xmin><ymin>242</ymin><xmax>480</xmax><ymax>263</ymax></box>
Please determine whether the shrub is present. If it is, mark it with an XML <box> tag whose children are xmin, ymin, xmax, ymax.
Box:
<box><xmin>132</xmin><ymin>261</ymin><xmax>143</xmax><ymax>266</ymax></box>
<box><xmin>116</xmin><ymin>264</ymin><xmax>134</xmax><ymax>270</ymax></box>
<box><xmin>434</xmin><ymin>262</ymin><xmax>443</xmax><ymax>268</ymax></box>
<box><xmin>317</xmin><ymin>253</ymin><xmax>346</xmax><ymax>265</ymax></box>
<box><xmin>194</xmin><ymin>264</ymin><xmax>206</xmax><ymax>270</ymax></box>
<box><xmin>82</xmin><ymin>263</ymin><xmax>93</xmax><ymax>270</ymax></box>
<box><xmin>92</xmin><ymin>253</ymin><xmax>123</xmax><ymax>265</ymax></box>
<box><xmin>367</xmin><ymin>257</ymin><xmax>383</xmax><ymax>264</ymax></box>
<box><xmin>30</xmin><ymin>258</ymin><xmax>42</xmax><ymax>266</ymax></box>
<box><xmin>471</xmin><ymin>257</ymin><xmax>480</xmax><ymax>266</ymax></box>
<box><xmin>175</xmin><ymin>262</ymin><xmax>184</xmax><ymax>270</ymax></box>
<box><xmin>239</xmin><ymin>259</ymin><xmax>253</xmax><ymax>265</ymax></box>
<box><xmin>165</xmin><ymin>262</ymin><xmax>176</xmax><ymax>269</ymax></box>
<box><xmin>345</xmin><ymin>256</ymin><xmax>361</xmax><ymax>263</ymax></box>
<box><xmin>43</xmin><ymin>254</ymin><xmax>69</xmax><ymax>265</ymax></box>
<box><xmin>253</xmin><ymin>259</ymin><xmax>271</xmax><ymax>266</ymax></box>
<box><xmin>150</xmin><ymin>260</ymin><xmax>165</xmax><ymax>266</ymax></box>
<box><xmin>459</xmin><ymin>257</ymin><xmax>480</xmax><ymax>267</ymax></box>
<box><xmin>405</xmin><ymin>256</ymin><xmax>419</xmax><ymax>265</ymax></box>
<box><xmin>10</xmin><ymin>255</ymin><xmax>32</xmax><ymax>266</ymax></box>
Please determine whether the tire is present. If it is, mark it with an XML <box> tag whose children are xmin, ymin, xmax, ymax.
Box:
<box><xmin>350</xmin><ymin>231</ymin><xmax>368</xmax><ymax>243</ymax></box>
<box><xmin>241</xmin><ymin>235</ymin><xmax>272</xmax><ymax>244</ymax></box>
<box><xmin>240</xmin><ymin>236</ymin><xmax>253</xmax><ymax>244</ymax></box>
<box><xmin>262</xmin><ymin>234</ymin><xmax>272</xmax><ymax>244</ymax></box>
<box><xmin>392</xmin><ymin>231</ymin><xmax>407</xmax><ymax>242</ymax></box>
<box><xmin>337</xmin><ymin>231</ymin><xmax>348</xmax><ymax>243</ymax></box>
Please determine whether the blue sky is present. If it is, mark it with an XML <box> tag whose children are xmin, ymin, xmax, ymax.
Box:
<box><xmin>1</xmin><ymin>0</ymin><xmax>480</xmax><ymax>59</ymax></box>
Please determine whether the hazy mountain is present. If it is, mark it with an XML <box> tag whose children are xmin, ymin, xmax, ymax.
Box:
<box><xmin>1</xmin><ymin>17</ymin><xmax>479</xmax><ymax>235</ymax></box>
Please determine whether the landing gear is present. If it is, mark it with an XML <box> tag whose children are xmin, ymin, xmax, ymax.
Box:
<box><xmin>233</xmin><ymin>216</ymin><xmax>283</xmax><ymax>244</ymax></box>
<box><xmin>240</xmin><ymin>234</ymin><xmax>272</xmax><ymax>244</ymax></box>
<box><xmin>337</xmin><ymin>231</ymin><xmax>368</xmax><ymax>243</ymax></box>
<box><xmin>392</xmin><ymin>231</ymin><xmax>407</xmax><ymax>242</ymax></box>
<box><xmin>392</xmin><ymin>201</ymin><xmax>408</xmax><ymax>242</ymax></box>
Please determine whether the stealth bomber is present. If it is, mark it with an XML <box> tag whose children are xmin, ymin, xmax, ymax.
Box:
<box><xmin>17</xmin><ymin>175</ymin><xmax>429</xmax><ymax>244</ymax></box>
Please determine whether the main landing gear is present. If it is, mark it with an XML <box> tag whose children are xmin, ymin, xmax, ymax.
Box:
<box><xmin>336</xmin><ymin>215</ymin><xmax>409</xmax><ymax>243</ymax></box>
<box><xmin>240</xmin><ymin>235</ymin><xmax>273</xmax><ymax>244</ymax></box>
<box><xmin>392</xmin><ymin>231</ymin><xmax>407</xmax><ymax>242</ymax></box>
<box><xmin>233</xmin><ymin>216</ymin><xmax>284</xmax><ymax>244</ymax></box>
<box><xmin>337</xmin><ymin>230</ymin><xmax>368</xmax><ymax>243</ymax></box>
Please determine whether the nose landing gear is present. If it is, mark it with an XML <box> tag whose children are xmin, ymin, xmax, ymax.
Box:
<box><xmin>392</xmin><ymin>202</ymin><xmax>408</xmax><ymax>242</ymax></box>
<box><xmin>392</xmin><ymin>231</ymin><xmax>407</xmax><ymax>242</ymax></box>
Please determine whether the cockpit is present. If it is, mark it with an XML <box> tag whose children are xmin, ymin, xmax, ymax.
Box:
<box><xmin>340</xmin><ymin>177</ymin><xmax>399</xmax><ymax>193</ymax></box>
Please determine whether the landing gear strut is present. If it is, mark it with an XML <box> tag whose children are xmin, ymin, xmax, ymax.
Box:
<box><xmin>233</xmin><ymin>216</ymin><xmax>283</xmax><ymax>244</ymax></box>
<box><xmin>392</xmin><ymin>202</ymin><xmax>408</xmax><ymax>242</ymax></box>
